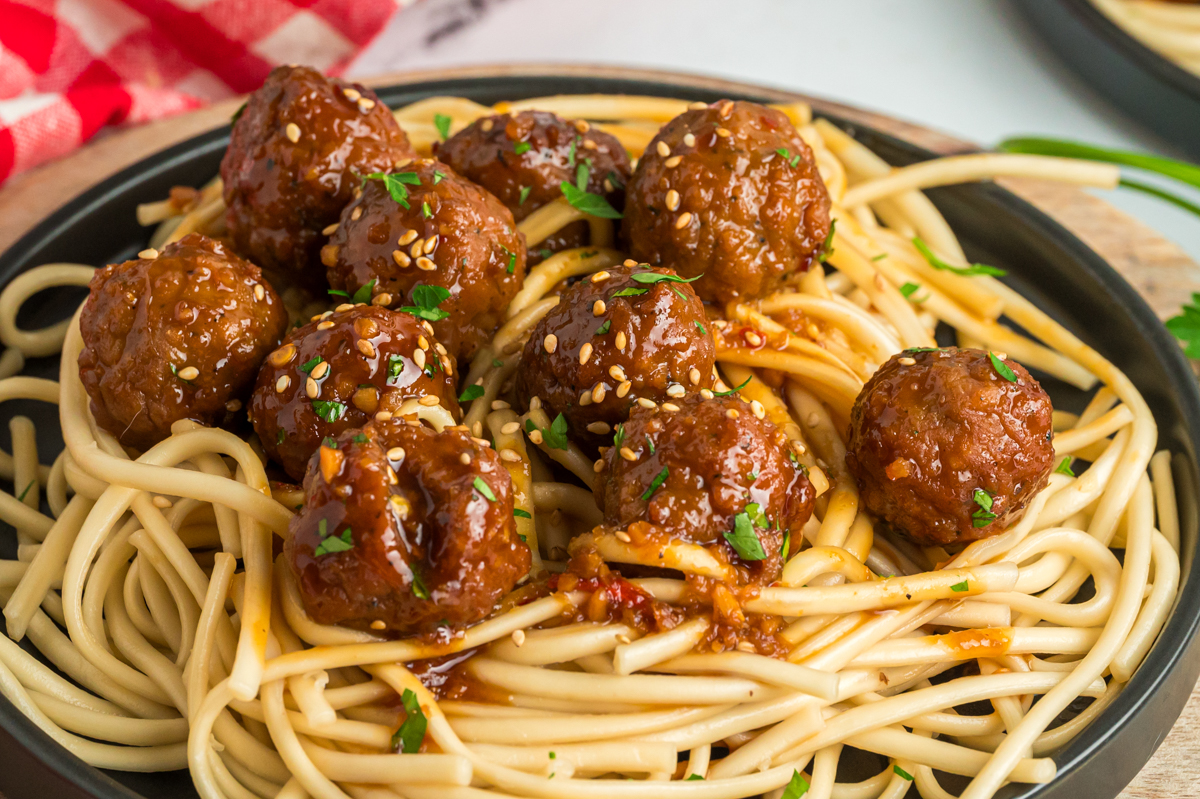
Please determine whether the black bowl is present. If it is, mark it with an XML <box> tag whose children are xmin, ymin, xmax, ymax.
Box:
<box><xmin>1012</xmin><ymin>0</ymin><xmax>1200</xmax><ymax>160</ymax></box>
<box><xmin>0</xmin><ymin>71</ymin><xmax>1197</xmax><ymax>799</ymax></box>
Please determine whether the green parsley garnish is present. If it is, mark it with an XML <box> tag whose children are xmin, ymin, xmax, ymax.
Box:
<box><xmin>611</xmin><ymin>287</ymin><xmax>648</xmax><ymax>298</ymax></box>
<box><xmin>894</xmin><ymin>765</ymin><xmax>914</xmax><ymax>781</ymax></box>
<box><xmin>566</xmin><ymin>137</ymin><xmax>578</xmax><ymax>168</ymax></box>
<box><xmin>299</xmin><ymin>356</ymin><xmax>322</xmax><ymax>373</ymax></box>
<box><xmin>560</xmin><ymin>181</ymin><xmax>623</xmax><ymax>219</ymax></box>
<box><xmin>392</xmin><ymin>689</ymin><xmax>427</xmax><ymax>753</ymax></box>
<box><xmin>904</xmin><ymin>347</ymin><xmax>942</xmax><ymax>353</ymax></box>
<box><xmin>400</xmin><ymin>284</ymin><xmax>451</xmax><ymax>322</ymax></box>
<box><xmin>16</xmin><ymin>481</ymin><xmax>35</xmax><ymax>502</ymax></box>
<box><xmin>645</xmin><ymin>435</ymin><xmax>655</xmax><ymax>455</ymax></box>
<box><xmin>473</xmin><ymin>476</ymin><xmax>496</xmax><ymax>502</ymax></box>
<box><xmin>312</xmin><ymin>399</ymin><xmax>346</xmax><ymax>423</ymax></box>
<box><xmin>276</xmin><ymin>429</ymin><xmax>286</xmax><ymax>445</ymax></box>
<box><xmin>538</xmin><ymin>248</ymin><xmax>553</xmax><ymax>259</ymax></box>
<box><xmin>695</xmin><ymin>320</ymin><xmax>707</xmax><ymax>335</ymax></box>
<box><xmin>913</xmin><ymin>236</ymin><xmax>1006</xmax><ymax>277</ymax></box>
<box><xmin>364</xmin><ymin>171</ymin><xmax>420</xmax><ymax>209</ymax></box>
<box><xmin>686</xmin><ymin>774</ymin><xmax>705</xmax><ymax>781</ymax></box>
<box><xmin>514</xmin><ymin>141</ymin><xmax>532</xmax><ymax>155</ymax></box>
<box><xmin>516</xmin><ymin>187</ymin><xmax>531</xmax><ymax>208</ymax></box>
<box><xmin>595</xmin><ymin>319</ymin><xmax>611</xmax><ymax>335</ymax></box>
<box><xmin>168</xmin><ymin>363</ymin><xmax>192</xmax><ymax>384</ymax></box>
<box><xmin>433</xmin><ymin>170</ymin><xmax>445</xmax><ymax>184</ymax></box>
<box><xmin>387</xmin><ymin>354</ymin><xmax>405</xmax><ymax>379</ymax></box>
<box><xmin>950</xmin><ymin>579</ymin><xmax>970</xmax><ymax>592</ymax></box>
<box><xmin>548</xmin><ymin>752</ymin><xmax>556</xmax><ymax>760</ymax></box>
<box><xmin>514</xmin><ymin>508</ymin><xmax>532</xmax><ymax>519</ymax></box>
<box><xmin>613</xmin><ymin>424</ymin><xmax>625</xmax><ymax>449</ymax></box>
<box><xmin>231</xmin><ymin>102</ymin><xmax>247</xmax><ymax>125</ymax></box>
<box><xmin>1055</xmin><ymin>456</ymin><xmax>1075</xmax><ymax>477</ymax></box>
<box><xmin>313</xmin><ymin>518</ymin><xmax>354</xmax><ymax>556</ymax></box>
<box><xmin>780</xmin><ymin>529</ymin><xmax>791</xmax><ymax>559</ymax></box>
<box><xmin>1165</xmin><ymin>292</ymin><xmax>1200</xmax><ymax>357</ymax></box>
<box><xmin>411</xmin><ymin>569</ymin><xmax>430</xmax><ymax>600</ymax></box>
<box><xmin>459</xmin><ymin>384</ymin><xmax>485</xmax><ymax>402</ymax></box>
<box><xmin>899</xmin><ymin>282</ymin><xmax>921</xmax><ymax>299</ymax></box>
<box><xmin>542</xmin><ymin>413</ymin><xmax>570</xmax><ymax>450</ymax></box>
<box><xmin>971</xmin><ymin>487</ymin><xmax>996</xmax><ymax>528</ymax></box>
<box><xmin>434</xmin><ymin>113</ymin><xmax>452</xmax><ymax>140</ymax></box>
<box><xmin>575</xmin><ymin>161</ymin><xmax>590</xmax><ymax>191</ymax></box>
<box><xmin>493</xmin><ymin>358</ymin><xmax>504</xmax><ymax>368</ymax></box>
<box><xmin>607</xmin><ymin>170</ymin><xmax>625</xmax><ymax>190</ymax></box>
<box><xmin>817</xmin><ymin>219</ymin><xmax>836</xmax><ymax>264</ymax></box>
<box><xmin>353</xmin><ymin>433</ymin><xmax>367</xmax><ymax>443</ymax></box>
<box><xmin>640</xmin><ymin>467</ymin><xmax>669</xmax><ymax>501</ymax></box>
<box><xmin>421</xmin><ymin>201</ymin><xmax>432</xmax><ymax>219</ymax></box>
<box><xmin>725</xmin><ymin>504</ymin><xmax>768</xmax><ymax>561</ymax></box>
<box><xmin>775</xmin><ymin>147</ymin><xmax>802</xmax><ymax>168</ymax></box>
<box><xmin>352</xmin><ymin>279</ymin><xmax>376</xmax><ymax>304</ymax></box>
<box><xmin>871</xmin><ymin>253</ymin><xmax>888</xmax><ymax>262</ymax></box>
<box><xmin>713</xmin><ymin>376</ymin><xmax>752</xmax><ymax>397</ymax></box>
<box><xmin>782</xmin><ymin>769</ymin><xmax>810</xmax><ymax>799</ymax></box>
<box><xmin>989</xmin><ymin>352</ymin><xmax>1017</xmax><ymax>382</ymax></box>
<box><xmin>322</xmin><ymin>436</ymin><xmax>337</xmax><ymax>448</ymax></box>
<box><xmin>629</xmin><ymin>271</ymin><xmax>701</xmax><ymax>285</ymax></box>
<box><xmin>501</xmin><ymin>245</ymin><xmax>517</xmax><ymax>274</ymax></box>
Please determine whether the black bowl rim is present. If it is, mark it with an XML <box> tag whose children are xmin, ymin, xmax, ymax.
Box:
<box><xmin>0</xmin><ymin>68</ymin><xmax>1198</xmax><ymax>799</ymax></box>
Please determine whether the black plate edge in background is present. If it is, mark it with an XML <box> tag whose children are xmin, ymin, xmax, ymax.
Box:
<box><xmin>1010</xmin><ymin>0</ymin><xmax>1200</xmax><ymax>161</ymax></box>
<box><xmin>0</xmin><ymin>71</ymin><xmax>1198</xmax><ymax>799</ymax></box>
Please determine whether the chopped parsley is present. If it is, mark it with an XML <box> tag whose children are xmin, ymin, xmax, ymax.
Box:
<box><xmin>950</xmin><ymin>579</ymin><xmax>970</xmax><ymax>592</ymax></box>
<box><xmin>399</xmin><ymin>284</ymin><xmax>451</xmax><ymax>322</ymax></box>
<box><xmin>566</xmin><ymin>137</ymin><xmax>578</xmax><ymax>168</ymax></box>
<box><xmin>613</xmin><ymin>424</ymin><xmax>626</xmax><ymax>449</ymax></box>
<box><xmin>594</xmin><ymin>319</ymin><xmax>611</xmax><ymax>335</ymax></box>
<box><xmin>387</xmin><ymin>354</ymin><xmax>405</xmax><ymax>379</ymax></box>
<box><xmin>645</xmin><ymin>435</ymin><xmax>656</xmax><ymax>455</ymax></box>
<box><xmin>560</xmin><ymin>181</ymin><xmax>623</xmax><ymax>219</ymax></box>
<box><xmin>713</xmin><ymin>376</ymin><xmax>752</xmax><ymax>397</ymax></box>
<box><xmin>1165</xmin><ymin>292</ymin><xmax>1200</xmax><ymax>357</ymax></box>
<box><xmin>971</xmin><ymin>487</ymin><xmax>996</xmax><ymax>528</ymax></box>
<box><xmin>894</xmin><ymin>765</ymin><xmax>914</xmax><ymax>781</ymax></box>
<box><xmin>433</xmin><ymin>170</ymin><xmax>446</xmax><ymax>184</ymax></box>
<box><xmin>434</xmin><ymin>113</ymin><xmax>452</xmax><ymax>140</ymax></box>
<box><xmin>543</xmin><ymin>413</ymin><xmax>570</xmax><ymax>450</ymax></box>
<box><xmin>231</xmin><ymin>102</ymin><xmax>247</xmax><ymax>125</ymax></box>
<box><xmin>421</xmin><ymin>201</ymin><xmax>432</xmax><ymax>219</ymax></box>
<box><xmin>276</xmin><ymin>429</ymin><xmax>286</xmax><ymax>445</ymax></box>
<box><xmin>640</xmin><ymin>467</ymin><xmax>669</xmax><ymax>501</ymax></box>
<box><xmin>493</xmin><ymin>358</ymin><xmax>504</xmax><ymax>368</ymax></box>
<box><xmin>16</xmin><ymin>481</ymin><xmax>34</xmax><ymax>502</ymax></box>
<box><xmin>352</xmin><ymin>279</ymin><xmax>376</xmax><ymax>305</ymax></box>
<box><xmin>781</xmin><ymin>529</ymin><xmax>791</xmax><ymax>559</ymax></box>
<box><xmin>775</xmin><ymin>147</ymin><xmax>802</xmax><ymax>168</ymax></box>
<box><xmin>538</xmin><ymin>248</ymin><xmax>553</xmax><ymax>259</ymax></box>
<box><xmin>871</xmin><ymin>253</ymin><xmax>888</xmax><ymax>262</ymax></box>
<box><xmin>575</xmin><ymin>160</ymin><xmax>590</xmax><ymax>191</ymax></box>
<box><xmin>629</xmin><ymin>271</ymin><xmax>701</xmax><ymax>285</ymax></box>
<box><xmin>459</xmin><ymin>384</ymin><xmax>485</xmax><ymax>402</ymax></box>
<box><xmin>695</xmin><ymin>320</ymin><xmax>707</xmax><ymax>335</ymax></box>
<box><xmin>607</xmin><ymin>170</ymin><xmax>625</xmax><ymax>190</ymax></box>
<box><xmin>313</xmin><ymin>518</ymin><xmax>353</xmax><ymax>556</ymax></box>
<box><xmin>989</xmin><ymin>352</ymin><xmax>1017</xmax><ymax>382</ymax></box>
<box><xmin>913</xmin><ymin>236</ymin><xmax>1006</xmax><ymax>277</ymax></box>
<box><xmin>686</xmin><ymin>774</ymin><xmax>705</xmax><ymax>781</ymax></box>
<box><xmin>322</xmin><ymin>436</ymin><xmax>337</xmax><ymax>448</ymax></box>
<box><xmin>514</xmin><ymin>141</ymin><xmax>532</xmax><ymax>155</ymax></box>
<box><xmin>899</xmin><ymin>282</ymin><xmax>921</xmax><ymax>299</ymax></box>
<box><xmin>353</xmin><ymin>433</ymin><xmax>367</xmax><ymax>443</ymax></box>
<box><xmin>519</xmin><ymin>186</ymin><xmax>531</xmax><ymax>205</ymax></box>
<box><xmin>473</xmin><ymin>476</ymin><xmax>496</xmax><ymax>502</ymax></box>
<box><xmin>1055</xmin><ymin>456</ymin><xmax>1075</xmax><ymax>477</ymax></box>
<box><xmin>782</xmin><ymin>769</ymin><xmax>810</xmax><ymax>799</ymax></box>
<box><xmin>817</xmin><ymin>219</ymin><xmax>836</xmax><ymax>264</ymax></box>
<box><xmin>725</xmin><ymin>504</ymin><xmax>768</xmax><ymax>561</ymax></box>
<box><xmin>411</xmin><ymin>570</ymin><xmax>430</xmax><ymax>600</ymax></box>
<box><xmin>392</xmin><ymin>689</ymin><xmax>427</xmax><ymax>753</ymax></box>
<box><xmin>611</xmin><ymin>287</ymin><xmax>648</xmax><ymax>298</ymax></box>
<box><xmin>299</xmin><ymin>356</ymin><xmax>322</xmax><ymax>373</ymax></box>
<box><xmin>364</xmin><ymin>171</ymin><xmax>421</xmax><ymax>209</ymax></box>
<box><xmin>501</xmin><ymin>245</ymin><xmax>517</xmax><ymax>274</ymax></box>
<box><xmin>514</xmin><ymin>508</ymin><xmax>532</xmax><ymax>519</ymax></box>
<box><xmin>312</xmin><ymin>399</ymin><xmax>346</xmax><ymax>423</ymax></box>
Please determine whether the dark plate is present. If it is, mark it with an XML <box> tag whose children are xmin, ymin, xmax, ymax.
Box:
<box><xmin>1012</xmin><ymin>0</ymin><xmax>1200</xmax><ymax>160</ymax></box>
<box><xmin>0</xmin><ymin>71</ymin><xmax>1197</xmax><ymax>799</ymax></box>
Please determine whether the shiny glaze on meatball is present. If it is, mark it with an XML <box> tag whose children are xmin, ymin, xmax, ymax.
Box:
<box><xmin>846</xmin><ymin>348</ymin><xmax>1055</xmax><ymax>546</ymax></box>
<box><xmin>437</xmin><ymin>110</ymin><xmax>630</xmax><ymax>262</ymax></box>
<box><xmin>220</xmin><ymin>65</ymin><xmax>413</xmax><ymax>287</ymax></box>
<box><xmin>324</xmin><ymin>159</ymin><xmax>525</xmax><ymax>362</ymax></box>
<box><xmin>623</xmin><ymin>100</ymin><xmax>831</xmax><ymax>303</ymax></box>
<box><xmin>594</xmin><ymin>393</ymin><xmax>814</xmax><ymax>585</ymax></box>
<box><xmin>515</xmin><ymin>265</ymin><xmax>716</xmax><ymax>451</ymax></box>
<box><xmin>78</xmin><ymin>234</ymin><xmax>287</xmax><ymax>451</ymax></box>
<box><xmin>251</xmin><ymin>304</ymin><xmax>460</xmax><ymax>480</ymax></box>
<box><xmin>287</xmin><ymin>418</ymin><xmax>530</xmax><ymax>634</ymax></box>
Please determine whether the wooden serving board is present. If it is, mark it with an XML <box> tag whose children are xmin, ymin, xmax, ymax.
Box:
<box><xmin>0</xmin><ymin>65</ymin><xmax>1197</xmax><ymax>798</ymax></box>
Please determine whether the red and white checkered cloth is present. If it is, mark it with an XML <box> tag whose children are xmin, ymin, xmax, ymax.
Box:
<box><xmin>0</xmin><ymin>0</ymin><xmax>405</xmax><ymax>186</ymax></box>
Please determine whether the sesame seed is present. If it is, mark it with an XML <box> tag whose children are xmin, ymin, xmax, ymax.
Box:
<box><xmin>726</xmin><ymin>408</ymin><xmax>740</xmax><ymax>419</ymax></box>
<box><xmin>579</xmin><ymin>343</ymin><xmax>593</xmax><ymax>365</ymax></box>
<box><xmin>590</xmin><ymin>271</ymin><xmax>611</xmax><ymax>283</ymax></box>
<box><xmin>269</xmin><ymin>344</ymin><xmax>297</xmax><ymax>367</ymax></box>
<box><xmin>387</xmin><ymin>466</ymin><xmax>399</xmax><ymax>485</ymax></box>
<box><xmin>688</xmin><ymin>367</ymin><xmax>702</xmax><ymax>385</ymax></box>
<box><xmin>544</xmin><ymin>334</ymin><xmax>558</xmax><ymax>354</ymax></box>
<box><xmin>399</xmin><ymin>230</ymin><xmax>418</xmax><ymax>246</ymax></box>
<box><xmin>609</xmin><ymin>365</ymin><xmax>626</xmax><ymax>382</ymax></box>
<box><xmin>305</xmin><ymin>377</ymin><xmax>319</xmax><ymax>398</ymax></box>
<box><xmin>662</xmin><ymin>403</ymin><xmax>680</xmax><ymax>412</ymax></box>
<box><xmin>751</xmin><ymin>400</ymin><xmax>766</xmax><ymax>419</ymax></box>
<box><xmin>701</xmin><ymin>389</ymin><xmax>714</xmax><ymax>399</ymax></box>
<box><xmin>152</xmin><ymin>495</ymin><xmax>172</xmax><ymax>509</ymax></box>
<box><xmin>357</xmin><ymin>339</ymin><xmax>375</xmax><ymax>357</ymax></box>
<box><xmin>529</xmin><ymin>429</ymin><xmax>544</xmax><ymax>445</ymax></box>
<box><xmin>587</xmin><ymin>421</ymin><xmax>612</xmax><ymax>434</ymax></box>
<box><xmin>656</xmin><ymin>141</ymin><xmax>671</xmax><ymax>157</ymax></box>
<box><xmin>321</xmin><ymin>244</ymin><xmax>339</xmax><ymax>266</ymax></box>
<box><xmin>311</xmin><ymin>361</ymin><xmax>330</xmax><ymax>379</ymax></box>
<box><xmin>683</xmin><ymin>133</ymin><xmax>696</xmax><ymax>147</ymax></box>
<box><xmin>666</xmin><ymin>384</ymin><xmax>686</xmax><ymax>398</ymax></box>
<box><xmin>253</xmin><ymin>284</ymin><xmax>266</xmax><ymax>302</ymax></box>
<box><xmin>322</xmin><ymin>222</ymin><xmax>340</xmax><ymax>236</ymax></box>
<box><xmin>592</xmin><ymin>383</ymin><xmax>607</xmax><ymax>403</ymax></box>
<box><xmin>615</xmin><ymin>331</ymin><xmax>627</xmax><ymax>350</ymax></box>
<box><xmin>358</xmin><ymin>98</ymin><xmax>376</xmax><ymax>112</ymax></box>
<box><xmin>665</xmin><ymin>190</ymin><xmax>681</xmax><ymax>212</ymax></box>
<box><xmin>716</xmin><ymin>127</ymin><xmax>732</xmax><ymax>138</ymax></box>
<box><xmin>285</xmin><ymin>123</ymin><xmax>301</xmax><ymax>142</ymax></box>
<box><xmin>492</xmin><ymin>400</ymin><xmax>511</xmax><ymax>411</ymax></box>
<box><xmin>616</xmin><ymin>633</ymin><xmax>633</xmax><ymax>644</ymax></box>
<box><xmin>410</xmin><ymin>239</ymin><xmax>423</xmax><ymax>258</ymax></box>
<box><xmin>373</xmin><ymin>293</ymin><xmax>393</xmax><ymax>306</ymax></box>
<box><xmin>335</xmin><ymin>303</ymin><xmax>354</xmax><ymax>313</ymax></box>
<box><xmin>806</xmin><ymin>412</ymin><xmax>820</xmax><ymax>427</ymax></box>
<box><xmin>512</xmin><ymin>629</ymin><xmax>526</xmax><ymax>647</ymax></box>
<box><xmin>460</xmin><ymin>453</ymin><xmax>472</xmax><ymax>465</ymax></box>
<box><xmin>387</xmin><ymin>447</ymin><xmax>405</xmax><ymax>461</ymax></box>
<box><xmin>623</xmin><ymin>259</ymin><xmax>638</xmax><ymax>267</ymax></box>
<box><xmin>413</xmin><ymin>348</ymin><xmax>426</xmax><ymax>369</ymax></box>
<box><xmin>582</xmin><ymin>139</ymin><xmax>597</xmax><ymax>151</ymax></box>
<box><xmin>350</xmin><ymin>206</ymin><xmax>363</xmax><ymax>221</ymax></box>
<box><xmin>675</xmin><ymin>212</ymin><xmax>693</xmax><ymax>230</ymax></box>
<box><xmin>501</xmin><ymin>421</ymin><xmax>521</xmax><ymax>435</ymax></box>
<box><xmin>375</xmin><ymin>411</ymin><xmax>393</xmax><ymax>421</ymax></box>
<box><xmin>593</xmin><ymin>300</ymin><xmax>607</xmax><ymax>316</ymax></box>
<box><xmin>665</xmin><ymin>155</ymin><xmax>683</xmax><ymax>168</ymax></box>
<box><xmin>594</xmin><ymin>458</ymin><xmax>605</xmax><ymax>473</ymax></box>
<box><xmin>737</xmin><ymin>640</ymin><xmax>757</xmax><ymax>654</ymax></box>
<box><xmin>275</xmin><ymin>375</ymin><xmax>291</xmax><ymax>393</ymax></box>
<box><xmin>472</xmin><ymin>437</ymin><xmax>492</xmax><ymax>448</ymax></box>
<box><xmin>529</xmin><ymin>396</ymin><xmax>542</xmax><ymax>410</ymax></box>
<box><xmin>423</xmin><ymin>321</ymin><xmax>434</xmax><ymax>335</ymax></box>
<box><xmin>424</xmin><ymin>236</ymin><xmax>438</xmax><ymax>254</ymax></box>
<box><xmin>416</xmin><ymin>257</ymin><xmax>436</xmax><ymax>271</ymax></box>
<box><xmin>637</xmin><ymin>398</ymin><xmax>657</xmax><ymax>409</ymax></box>
<box><xmin>435</xmin><ymin>342</ymin><xmax>448</xmax><ymax>356</ymax></box>
<box><xmin>720</xmin><ymin>101</ymin><xmax>734</xmax><ymax>117</ymax></box>
<box><xmin>620</xmin><ymin>447</ymin><xmax>638</xmax><ymax>462</ymax></box>
<box><xmin>138</xmin><ymin>248</ymin><xmax>159</xmax><ymax>260</ymax></box>
<box><xmin>317</xmin><ymin>321</ymin><xmax>334</xmax><ymax>330</ymax></box>
<box><xmin>393</xmin><ymin>250</ymin><xmax>411</xmax><ymax>267</ymax></box>
<box><xmin>500</xmin><ymin>448</ymin><xmax>521</xmax><ymax>462</ymax></box>
<box><xmin>481</xmin><ymin>119</ymin><xmax>494</xmax><ymax>132</ymax></box>
<box><xmin>418</xmin><ymin>395</ymin><xmax>440</xmax><ymax>407</ymax></box>
<box><xmin>617</xmin><ymin>380</ymin><xmax>632</xmax><ymax>398</ymax></box>
<box><xmin>689</xmin><ymin>101</ymin><xmax>708</xmax><ymax>110</ymax></box>
<box><xmin>370</xmin><ymin>620</ymin><xmax>386</xmax><ymax>630</ymax></box>
<box><xmin>898</xmin><ymin>356</ymin><xmax>916</xmax><ymax>366</ymax></box>
<box><xmin>472</xmin><ymin>421</ymin><xmax>484</xmax><ymax>437</ymax></box>
<box><xmin>579</xmin><ymin>391</ymin><xmax>593</xmax><ymax>407</ymax></box>
<box><xmin>574</xmin><ymin>119</ymin><xmax>591</xmax><ymax>133</ymax></box>
<box><xmin>417</xmin><ymin>336</ymin><xmax>429</xmax><ymax>350</ymax></box>
<box><xmin>177</xmin><ymin>366</ymin><xmax>199</xmax><ymax>381</ymax></box>
<box><xmin>343</xmin><ymin>87</ymin><xmax>361</xmax><ymax>102</ymax></box>
<box><xmin>745</xmin><ymin>331</ymin><xmax>764</xmax><ymax>347</ymax></box>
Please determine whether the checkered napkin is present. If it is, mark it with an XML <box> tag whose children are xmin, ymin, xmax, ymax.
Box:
<box><xmin>0</xmin><ymin>0</ymin><xmax>405</xmax><ymax>186</ymax></box>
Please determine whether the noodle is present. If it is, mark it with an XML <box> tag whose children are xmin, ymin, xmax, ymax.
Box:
<box><xmin>0</xmin><ymin>91</ymin><xmax>1180</xmax><ymax>799</ymax></box>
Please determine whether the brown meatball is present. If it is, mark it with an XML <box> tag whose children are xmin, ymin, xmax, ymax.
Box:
<box><xmin>78</xmin><ymin>234</ymin><xmax>287</xmax><ymax>451</ymax></box>
<box><xmin>324</xmin><ymin>158</ymin><xmax>525</xmax><ymax>362</ymax></box>
<box><xmin>220</xmin><ymin>65</ymin><xmax>413</xmax><ymax>287</ymax></box>
<box><xmin>594</xmin><ymin>393</ymin><xmax>814</xmax><ymax>585</ymax></box>
<box><xmin>623</xmin><ymin>100</ymin><xmax>831</xmax><ymax>303</ymax></box>
<box><xmin>515</xmin><ymin>265</ymin><xmax>716</xmax><ymax>451</ymax></box>
<box><xmin>287</xmin><ymin>418</ymin><xmax>530</xmax><ymax>634</ymax></box>
<box><xmin>846</xmin><ymin>348</ymin><xmax>1055</xmax><ymax>547</ymax></box>
<box><xmin>251</xmin><ymin>304</ymin><xmax>461</xmax><ymax>481</ymax></box>
<box><xmin>437</xmin><ymin>110</ymin><xmax>631</xmax><ymax>262</ymax></box>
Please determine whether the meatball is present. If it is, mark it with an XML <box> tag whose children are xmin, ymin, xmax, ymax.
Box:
<box><xmin>78</xmin><ymin>234</ymin><xmax>288</xmax><ymax>451</ymax></box>
<box><xmin>846</xmin><ymin>348</ymin><xmax>1055</xmax><ymax>547</ymax></box>
<box><xmin>287</xmin><ymin>417</ymin><xmax>530</xmax><ymax>634</ymax></box>
<box><xmin>251</xmin><ymin>304</ymin><xmax>461</xmax><ymax>480</ymax></box>
<box><xmin>594</xmin><ymin>393</ymin><xmax>814</xmax><ymax>584</ymax></box>
<box><xmin>437</xmin><ymin>110</ymin><xmax>631</xmax><ymax>261</ymax></box>
<box><xmin>324</xmin><ymin>158</ymin><xmax>525</xmax><ymax>363</ymax></box>
<box><xmin>515</xmin><ymin>265</ymin><xmax>716</xmax><ymax>451</ymax></box>
<box><xmin>220</xmin><ymin>65</ymin><xmax>413</xmax><ymax>287</ymax></box>
<box><xmin>623</xmin><ymin>100</ymin><xmax>831</xmax><ymax>304</ymax></box>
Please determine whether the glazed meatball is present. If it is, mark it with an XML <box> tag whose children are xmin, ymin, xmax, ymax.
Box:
<box><xmin>515</xmin><ymin>265</ymin><xmax>716</xmax><ymax>451</ymax></box>
<box><xmin>437</xmin><ymin>110</ymin><xmax>631</xmax><ymax>261</ymax></box>
<box><xmin>287</xmin><ymin>418</ymin><xmax>530</xmax><ymax>634</ymax></box>
<box><xmin>78</xmin><ymin>234</ymin><xmax>288</xmax><ymax>451</ymax></box>
<box><xmin>251</xmin><ymin>304</ymin><xmax>461</xmax><ymax>480</ymax></box>
<box><xmin>220</xmin><ymin>65</ymin><xmax>413</xmax><ymax>286</ymax></box>
<box><xmin>846</xmin><ymin>348</ymin><xmax>1055</xmax><ymax>547</ymax></box>
<box><xmin>623</xmin><ymin>100</ymin><xmax>831</xmax><ymax>304</ymax></box>
<box><xmin>324</xmin><ymin>159</ymin><xmax>525</xmax><ymax>362</ymax></box>
<box><xmin>594</xmin><ymin>393</ymin><xmax>814</xmax><ymax>584</ymax></box>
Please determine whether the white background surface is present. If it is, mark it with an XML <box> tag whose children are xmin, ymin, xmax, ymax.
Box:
<box><xmin>351</xmin><ymin>0</ymin><xmax>1200</xmax><ymax>274</ymax></box>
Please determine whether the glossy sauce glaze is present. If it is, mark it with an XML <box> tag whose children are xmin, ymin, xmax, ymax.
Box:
<box><xmin>78</xmin><ymin>233</ymin><xmax>288</xmax><ymax>450</ymax></box>
<box><xmin>324</xmin><ymin>158</ymin><xmax>526</xmax><ymax>362</ymax></box>
<box><xmin>221</xmin><ymin>65</ymin><xmax>414</xmax><ymax>287</ymax></box>
<box><xmin>250</xmin><ymin>304</ymin><xmax>460</xmax><ymax>481</ymax></box>
<box><xmin>287</xmin><ymin>417</ymin><xmax>530</xmax><ymax>634</ymax></box>
<box><xmin>623</xmin><ymin>100</ymin><xmax>831</xmax><ymax>303</ymax></box>
<box><xmin>846</xmin><ymin>347</ymin><xmax>1055</xmax><ymax>546</ymax></box>
<box><xmin>515</xmin><ymin>264</ymin><xmax>716</xmax><ymax>450</ymax></box>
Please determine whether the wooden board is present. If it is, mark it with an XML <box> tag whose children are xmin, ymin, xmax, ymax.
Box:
<box><xmin>0</xmin><ymin>64</ymin><xmax>1197</xmax><ymax>798</ymax></box>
